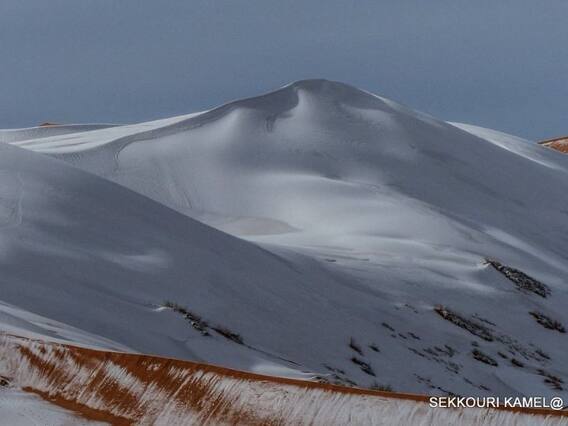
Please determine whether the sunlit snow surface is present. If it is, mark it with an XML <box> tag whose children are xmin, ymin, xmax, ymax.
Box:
<box><xmin>1</xmin><ymin>80</ymin><xmax>568</xmax><ymax>401</ymax></box>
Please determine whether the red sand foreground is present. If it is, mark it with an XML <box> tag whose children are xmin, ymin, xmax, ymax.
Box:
<box><xmin>1</xmin><ymin>334</ymin><xmax>566</xmax><ymax>425</ymax></box>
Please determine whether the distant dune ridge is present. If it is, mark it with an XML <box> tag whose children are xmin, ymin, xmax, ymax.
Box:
<box><xmin>1</xmin><ymin>80</ymin><xmax>568</xmax><ymax>423</ymax></box>
<box><xmin>540</xmin><ymin>136</ymin><xmax>568</xmax><ymax>153</ymax></box>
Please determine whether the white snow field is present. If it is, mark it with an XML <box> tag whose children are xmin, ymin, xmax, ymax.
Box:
<box><xmin>2</xmin><ymin>79</ymin><xmax>568</xmax><ymax>412</ymax></box>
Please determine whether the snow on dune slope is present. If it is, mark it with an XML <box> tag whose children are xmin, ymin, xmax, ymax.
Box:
<box><xmin>3</xmin><ymin>113</ymin><xmax>199</xmax><ymax>151</ymax></box>
<box><xmin>3</xmin><ymin>79</ymin><xmax>568</xmax><ymax>398</ymax></box>
<box><xmin>450</xmin><ymin>122</ymin><xmax>563</xmax><ymax>169</ymax></box>
<box><xmin>0</xmin><ymin>141</ymin><xmax>377</xmax><ymax>381</ymax></box>
<box><xmin>0</xmin><ymin>124</ymin><xmax>118</xmax><ymax>143</ymax></box>
<box><xmin>2</xmin><ymin>334</ymin><xmax>566</xmax><ymax>426</ymax></box>
<box><xmin>14</xmin><ymin>80</ymin><xmax>568</xmax><ymax>255</ymax></box>
<box><xmin>0</xmin><ymin>301</ymin><xmax>131</xmax><ymax>352</ymax></box>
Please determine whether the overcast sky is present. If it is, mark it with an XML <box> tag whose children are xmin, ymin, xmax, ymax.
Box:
<box><xmin>1</xmin><ymin>1</ymin><xmax>567</xmax><ymax>140</ymax></box>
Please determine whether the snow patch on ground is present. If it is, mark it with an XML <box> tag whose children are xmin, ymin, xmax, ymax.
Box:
<box><xmin>0</xmin><ymin>386</ymin><xmax>102</xmax><ymax>425</ymax></box>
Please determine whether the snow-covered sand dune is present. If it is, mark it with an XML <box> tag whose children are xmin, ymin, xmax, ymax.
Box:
<box><xmin>1</xmin><ymin>334</ymin><xmax>566</xmax><ymax>425</ymax></box>
<box><xmin>1</xmin><ymin>79</ymin><xmax>568</xmax><ymax>402</ymax></box>
<box><xmin>0</xmin><ymin>141</ymin><xmax>365</xmax><ymax>380</ymax></box>
<box><xmin>0</xmin><ymin>124</ymin><xmax>118</xmax><ymax>143</ymax></box>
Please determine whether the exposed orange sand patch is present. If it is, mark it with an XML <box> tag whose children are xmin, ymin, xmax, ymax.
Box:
<box><xmin>539</xmin><ymin>136</ymin><xmax>568</xmax><ymax>153</ymax></box>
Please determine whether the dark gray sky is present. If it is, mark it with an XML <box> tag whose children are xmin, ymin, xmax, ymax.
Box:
<box><xmin>1</xmin><ymin>1</ymin><xmax>567</xmax><ymax>140</ymax></box>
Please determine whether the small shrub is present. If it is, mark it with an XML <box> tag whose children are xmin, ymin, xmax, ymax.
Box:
<box><xmin>323</xmin><ymin>364</ymin><xmax>346</xmax><ymax>375</ymax></box>
<box><xmin>162</xmin><ymin>301</ymin><xmax>209</xmax><ymax>336</ymax></box>
<box><xmin>351</xmin><ymin>357</ymin><xmax>375</xmax><ymax>376</ymax></box>
<box><xmin>511</xmin><ymin>358</ymin><xmax>524</xmax><ymax>368</ymax></box>
<box><xmin>349</xmin><ymin>338</ymin><xmax>363</xmax><ymax>355</ymax></box>
<box><xmin>212</xmin><ymin>326</ymin><xmax>244</xmax><ymax>345</ymax></box>
<box><xmin>536</xmin><ymin>349</ymin><xmax>551</xmax><ymax>360</ymax></box>
<box><xmin>162</xmin><ymin>300</ymin><xmax>186</xmax><ymax>313</ymax></box>
<box><xmin>443</xmin><ymin>344</ymin><xmax>456</xmax><ymax>357</ymax></box>
<box><xmin>408</xmin><ymin>332</ymin><xmax>421</xmax><ymax>340</ymax></box>
<box><xmin>435</xmin><ymin>306</ymin><xmax>494</xmax><ymax>341</ymax></box>
<box><xmin>472</xmin><ymin>349</ymin><xmax>498</xmax><ymax>367</ymax></box>
<box><xmin>369</xmin><ymin>344</ymin><xmax>380</xmax><ymax>353</ymax></box>
<box><xmin>485</xmin><ymin>259</ymin><xmax>550</xmax><ymax>298</ymax></box>
<box><xmin>538</xmin><ymin>369</ymin><xmax>564</xmax><ymax>390</ymax></box>
<box><xmin>529</xmin><ymin>311</ymin><xmax>566</xmax><ymax>333</ymax></box>
<box><xmin>370</xmin><ymin>381</ymin><xmax>393</xmax><ymax>392</ymax></box>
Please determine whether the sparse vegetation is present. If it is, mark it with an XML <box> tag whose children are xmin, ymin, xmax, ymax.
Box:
<box><xmin>496</xmin><ymin>334</ymin><xmax>547</xmax><ymax>363</ymax></box>
<box><xmin>536</xmin><ymin>349</ymin><xmax>551</xmax><ymax>360</ymax></box>
<box><xmin>350</xmin><ymin>357</ymin><xmax>375</xmax><ymax>376</ymax></box>
<box><xmin>326</xmin><ymin>375</ymin><xmax>357</xmax><ymax>387</ymax></box>
<box><xmin>212</xmin><ymin>326</ymin><xmax>244</xmax><ymax>345</ymax></box>
<box><xmin>445</xmin><ymin>362</ymin><xmax>460</xmax><ymax>374</ymax></box>
<box><xmin>529</xmin><ymin>311</ymin><xmax>566</xmax><ymax>333</ymax></box>
<box><xmin>320</xmin><ymin>365</ymin><xmax>356</xmax><ymax>387</ymax></box>
<box><xmin>472</xmin><ymin>349</ymin><xmax>498</xmax><ymax>367</ymax></box>
<box><xmin>414</xmin><ymin>374</ymin><xmax>458</xmax><ymax>395</ymax></box>
<box><xmin>443</xmin><ymin>344</ymin><xmax>456</xmax><ymax>357</ymax></box>
<box><xmin>162</xmin><ymin>301</ymin><xmax>247</xmax><ymax>345</ymax></box>
<box><xmin>485</xmin><ymin>259</ymin><xmax>551</xmax><ymax>298</ymax></box>
<box><xmin>408</xmin><ymin>347</ymin><xmax>426</xmax><ymax>358</ymax></box>
<box><xmin>511</xmin><ymin>358</ymin><xmax>524</xmax><ymax>368</ymax></box>
<box><xmin>370</xmin><ymin>381</ymin><xmax>393</xmax><ymax>392</ymax></box>
<box><xmin>434</xmin><ymin>305</ymin><xmax>494</xmax><ymax>341</ymax></box>
<box><xmin>162</xmin><ymin>301</ymin><xmax>210</xmax><ymax>336</ymax></box>
<box><xmin>369</xmin><ymin>343</ymin><xmax>380</xmax><ymax>352</ymax></box>
<box><xmin>410</xmin><ymin>343</ymin><xmax>461</xmax><ymax>375</ymax></box>
<box><xmin>472</xmin><ymin>314</ymin><xmax>496</xmax><ymax>327</ymax></box>
<box><xmin>407</xmin><ymin>332</ymin><xmax>421</xmax><ymax>340</ymax></box>
<box><xmin>349</xmin><ymin>337</ymin><xmax>363</xmax><ymax>355</ymax></box>
<box><xmin>429</xmin><ymin>345</ymin><xmax>456</xmax><ymax>357</ymax></box>
<box><xmin>323</xmin><ymin>364</ymin><xmax>346</xmax><ymax>375</ymax></box>
<box><xmin>538</xmin><ymin>369</ymin><xmax>564</xmax><ymax>390</ymax></box>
